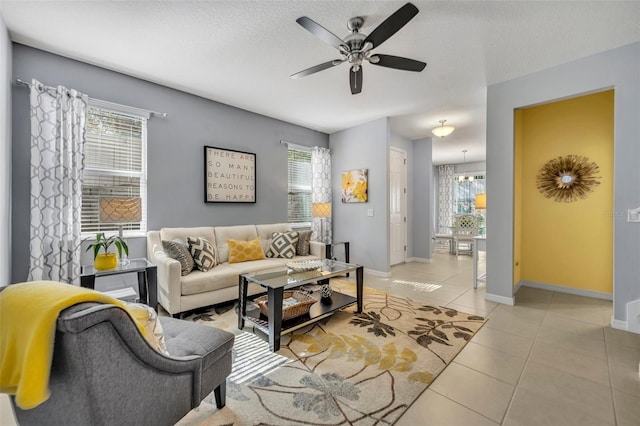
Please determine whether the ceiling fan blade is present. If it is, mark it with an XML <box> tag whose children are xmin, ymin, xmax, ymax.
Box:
<box><xmin>296</xmin><ymin>16</ymin><xmax>346</xmax><ymax>50</ymax></box>
<box><xmin>350</xmin><ymin>67</ymin><xmax>363</xmax><ymax>95</ymax></box>
<box><xmin>291</xmin><ymin>59</ymin><xmax>344</xmax><ymax>79</ymax></box>
<box><xmin>364</xmin><ymin>3</ymin><xmax>419</xmax><ymax>49</ymax></box>
<box><xmin>369</xmin><ymin>54</ymin><xmax>426</xmax><ymax>72</ymax></box>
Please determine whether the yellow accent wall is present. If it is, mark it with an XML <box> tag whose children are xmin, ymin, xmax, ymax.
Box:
<box><xmin>514</xmin><ymin>90</ymin><xmax>614</xmax><ymax>294</ymax></box>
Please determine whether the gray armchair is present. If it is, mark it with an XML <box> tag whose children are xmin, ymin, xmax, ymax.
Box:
<box><xmin>10</xmin><ymin>302</ymin><xmax>234</xmax><ymax>426</ymax></box>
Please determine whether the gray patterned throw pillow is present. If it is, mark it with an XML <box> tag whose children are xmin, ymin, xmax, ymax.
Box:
<box><xmin>266</xmin><ymin>231</ymin><xmax>299</xmax><ymax>259</ymax></box>
<box><xmin>162</xmin><ymin>240</ymin><xmax>194</xmax><ymax>276</ymax></box>
<box><xmin>187</xmin><ymin>236</ymin><xmax>218</xmax><ymax>271</ymax></box>
<box><xmin>296</xmin><ymin>230</ymin><xmax>312</xmax><ymax>256</ymax></box>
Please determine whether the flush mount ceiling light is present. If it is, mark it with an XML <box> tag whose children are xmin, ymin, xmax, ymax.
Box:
<box><xmin>432</xmin><ymin>119</ymin><xmax>455</xmax><ymax>138</ymax></box>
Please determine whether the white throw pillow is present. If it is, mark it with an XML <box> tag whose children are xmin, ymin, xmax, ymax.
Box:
<box><xmin>124</xmin><ymin>302</ymin><xmax>168</xmax><ymax>355</ymax></box>
<box><xmin>266</xmin><ymin>231</ymin><xmax>299</xmax><ymax>259</ymax></box>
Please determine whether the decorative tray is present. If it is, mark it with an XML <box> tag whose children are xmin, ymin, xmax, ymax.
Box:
<box><xmin>286</xmin><ymin>260</ymin><xmax>323</xmax><ymax>272</ymax></box>
<box><xmin>255</xmin><ymin>290</ymin><xmax>317</xmax><ymax>320</ymax></box>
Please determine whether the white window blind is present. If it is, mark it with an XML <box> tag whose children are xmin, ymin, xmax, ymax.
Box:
<box><xmin>81</xmin><ymin>106</ymin><xmax>147</xmax><ymax>235</ymax></box>
<box><xmin>288</xmin><ymin>148</ymin><xmax>312</xmax><ymax>223</ymax></box>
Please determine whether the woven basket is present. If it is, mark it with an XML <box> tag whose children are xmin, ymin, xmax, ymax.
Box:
<box><xmin>255</xmin><ymin>291</ymin><xmax>317</xmax><ymax>321</ymax></box>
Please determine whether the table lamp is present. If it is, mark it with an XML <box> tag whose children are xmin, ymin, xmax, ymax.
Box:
<box><xmin>474</xmin><ymin>194</ymin><xmax>486</xmax><ymax>236</ymax></box>
<box><xmin>312</xmin><ymin>202</ymin><xmax>331</xmax><ymax>243</ymax></box>
<box><xmin>99</xmin><ymin>197</ymin><xmax>142</xmax><ymax>265</ymax></box>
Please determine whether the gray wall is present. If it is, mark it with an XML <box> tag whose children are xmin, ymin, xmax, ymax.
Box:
<box><xmin>1</xmin><ymin>16</ymin><xmax>11</xmax><ymax>286</ymax></box>
<box><xmin>11</xmin><ymin>44</ymin><xmax>328</xmax><ymax>282</ymax></box>
<box><xmin>330</xmin><ymin>118</ymin><xmax>390</xmax><ymax>274</ymax></box>
<box><xmin>454</xmin><ymin>161</ymin><xmax>486</xmax><ymax>174</ymax></box>
<box><xmin>412</xmin><ymin>138</ymin><xmax>433</xmax><ymax>259</ymax></box>
<box><xmin>487</xmin><ymin>42</ymin><xmax>640</xmax><ymax>323</ymax></box>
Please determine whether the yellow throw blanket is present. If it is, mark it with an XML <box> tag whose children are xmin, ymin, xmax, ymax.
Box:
<box><xmin>0</xmin><ymin>281</ymin><xmax>145</xmax><ymax>409</ymax></box>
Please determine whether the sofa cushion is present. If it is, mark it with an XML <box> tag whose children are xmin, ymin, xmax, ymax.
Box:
<box><xmin>187</xmin><ymin>237</ymin><xmax>218</xmax><ymax>272</ymax></box>
<box><xmin>296</xmin><ymin>230</ymin><xmax>313</xmax><ymax>256</ymax></box>
<box><xmin>161</xmin><ymin>227</ymin><xmax>216</xmax><ymax>247</ymax></box>
<box><xmin>180</xmin><ymin>264</ymin><xmax>240</xmax><ymax>296</ymax></box>
<box><xmin>162</xmin><ymin>240</ymin><xmax>194</xmax><ymax>276</ymax></box>
<box><xmin>266</xmin><ymin>231</ymin><xmax>299</xmax><ymax>259</ymax></box>
<box><xmin>214</xmin><ymin>225</ymin><xmax>258</xmax><ymax>263</ymax></box>
<box><xmin>256</xmin><ymin>223</ymin><xmax>291</xmax><ymax>254</ymax></box>
<box><xmin>228</xmin><ymin>238</ymin><xmax>266</xmax><ymax>263</ymax></box>
<box><xmin>225</xmin><ymin>258</ymin><xmax>290</xmax><ymax>274</ymax></box>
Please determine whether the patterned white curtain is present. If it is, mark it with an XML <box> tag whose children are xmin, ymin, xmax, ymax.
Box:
<box><xmin>28</xmin><ymin>79</ymin><xmax>88</xmax><ymax>284</ymax></box>
<box><xmin>311</xmin><ymin>147</ymin><xmax>332</xmax><ymax>243</ymax></box>
<box><xmin>438</xmin><ymin>164</ymin><xmax>455</xmax><ymax>234</ymax></box>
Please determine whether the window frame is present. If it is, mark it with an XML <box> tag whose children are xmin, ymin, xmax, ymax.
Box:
<box><xmin>81</xmin><ymin>101</ymin><xmax>148</xmax><ymax>239</ymax></box>
<box><xmin>287</xmin><ymin>146</ymin><xmax>312</xmax><ymax>227</ymax></box>
<box><xmin>452</xmin><ymin>172</ymin><xmax>486</xmax><ymax>215</ymax></box>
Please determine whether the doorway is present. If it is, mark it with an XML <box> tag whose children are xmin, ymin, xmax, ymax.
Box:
<box><xmin>513</xmin><ymin>90</ymin><xmax>613</xmax><ymax>295</ymax></box>
<box><xmin>390</xmin><ymin>147</ymin><xmax>407</xmax><ymax>265</ymax></box>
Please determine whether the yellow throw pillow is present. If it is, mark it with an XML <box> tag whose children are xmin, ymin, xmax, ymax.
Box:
<box><xmin>228</xmin><ymin>237</ymin><xmax>266</xmax><ymax>263</ymax></box>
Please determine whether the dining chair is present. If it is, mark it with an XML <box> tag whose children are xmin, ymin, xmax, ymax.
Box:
<box><xmin>452</xmin><ymin>214</ymin><xmax>480</xmax><ymax>255</ymax></box>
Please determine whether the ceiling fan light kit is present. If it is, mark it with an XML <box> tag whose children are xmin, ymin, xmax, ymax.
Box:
<box><xmin>292</xmin><ymin>2</ymin><xmax>427</xmax><ymax>95</ymax></box>
<box><xmin>432</xmin><ymin>119</ymin><xmax>455</xmax><ymax>138</ymax></box>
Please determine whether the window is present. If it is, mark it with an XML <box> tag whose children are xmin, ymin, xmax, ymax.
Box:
<box><xmin>453</xmin><ymin>174</ymin><xmax>485</xmax><ymax>214</ymax></box>
<box><xmin>453</xmin><ymin>174</ymin><xmax>486</xmax><ymax>214</ymax></box>
<box><xmin>287</xmin><ymin>148</ymin><xmax>312</xmax><ymax>224</ymax></box>
<box><xmin>81</xmin><ymin>105</ymin><xmax>147</xmax><ymax>236</ymax></box>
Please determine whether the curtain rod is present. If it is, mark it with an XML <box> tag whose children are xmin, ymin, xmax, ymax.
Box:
<box><xmin>15</xmin><ymin>78</ymin><xmax>168</xmax><ymax>118</ymax></box>
<box><xmin>280</xmin><ymin>140</ymin><xmax>313</xmax><ymax>152</ymax></box>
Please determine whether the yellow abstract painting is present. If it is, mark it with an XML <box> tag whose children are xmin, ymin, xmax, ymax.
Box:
<box><xmin>342</xmin><ymin>169</ymin><xmax>368</xmax><ymax>203</ymax></box>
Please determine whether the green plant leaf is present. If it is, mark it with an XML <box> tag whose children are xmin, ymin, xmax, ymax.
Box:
<box><xmin>114</xmin><ymin>240</ymin><xmax>123</xmax><ymax>258</ymax></box>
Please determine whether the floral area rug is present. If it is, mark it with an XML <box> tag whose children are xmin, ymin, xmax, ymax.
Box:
<box><xmin>177</xmin><ymin>280</ymin><xmax>486</xmax><ymax>425</ymax></box>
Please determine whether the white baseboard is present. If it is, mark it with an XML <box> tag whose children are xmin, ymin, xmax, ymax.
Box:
<box><xmin>611</xmin><ymin>317</ymin><xmax>628</xmax><ymax>331</ymax></box>
<box><xmin>406</xmin><ymin>257</ymin><xmax>431</xmax><ymax>263</ymax></box>
<box><xmin>485</xmin><ymin>292</ymin><xmax>515</xmax><ymax>305</ymax></box>
<box><xmin>519</xmin><ymin>280</ymin><xmax>613</xmax><ymax>301</ymax></box>
<box><xmin>513</xmin><ymin>280</ymin><xmax>523</xmax><ymax>293</ymax></box>
<box><xmin>365</xmin><ymin>268</ymin><xmax>392</xmax><ymax>278</ymax></box>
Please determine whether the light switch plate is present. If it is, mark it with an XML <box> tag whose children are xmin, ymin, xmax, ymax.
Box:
<box><xmin>628</xmin><ymin>208</ymin><xmax>640</xmax><ymax>223</ymax></box>
<box><xmin>367</xmin><ymin>209</ymin><xmax>374</xmax><ymax>217</ymax></box>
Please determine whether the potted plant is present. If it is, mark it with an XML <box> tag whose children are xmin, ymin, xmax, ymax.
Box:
<box><xmin>85</xmin><ymin>232</ymin><xmax>129</xmax><ymax>271</ymax></box>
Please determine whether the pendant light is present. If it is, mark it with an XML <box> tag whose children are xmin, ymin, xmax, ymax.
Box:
<box><xmin>432</xmin><ymin>119</ymin><xmax>455</xmax><ymax>138</ymax></box>
<box><xmin>458</xmin><ymin>150</ymin><xmax>474</xmax><ymax>182</ymax></box>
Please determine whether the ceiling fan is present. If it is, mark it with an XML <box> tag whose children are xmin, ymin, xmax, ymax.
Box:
<box><xmin>291</xmin><ymin>2</ymin><xmax>426</xmax><ymax>95</ymax></box>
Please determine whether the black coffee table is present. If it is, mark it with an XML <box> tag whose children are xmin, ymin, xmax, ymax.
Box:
<box><xmin>238</xmin><ymin>260</ymin><xmax>363</xmax><ymax>351</ymax></box>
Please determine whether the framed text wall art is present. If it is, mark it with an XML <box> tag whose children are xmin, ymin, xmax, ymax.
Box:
<box><xmin>204</xmin><ymin>146</ymin><xmax>256</xmax><ymax>203</ymax></box>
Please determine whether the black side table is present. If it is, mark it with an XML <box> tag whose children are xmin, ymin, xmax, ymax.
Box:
<box><xmin>81</xmin><ymin>258</ymin><xmax>158</xmax><ymax>312</ymax></box>
<box><xmin>325</xmin><ymin>241</ymin><xmax>350</xmax><ymax>277</ymax></box>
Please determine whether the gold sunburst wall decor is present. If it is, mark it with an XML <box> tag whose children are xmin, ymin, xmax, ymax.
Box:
<box><xmin>536</xmin><ymin>155</ymin><xmax>601</xmax><ymax>203</ymax></box>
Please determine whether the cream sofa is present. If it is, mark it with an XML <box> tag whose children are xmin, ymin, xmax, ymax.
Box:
<box><xmin>147</xmin><ymin>223</ymin><xmax>324</xmax><ymax>316</ymax></box>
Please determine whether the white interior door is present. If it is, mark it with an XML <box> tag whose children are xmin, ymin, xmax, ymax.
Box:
<box><xmin>390</xmin><ymin>148</ymin><xmax>407</xmax><ymax>265</ymax></box>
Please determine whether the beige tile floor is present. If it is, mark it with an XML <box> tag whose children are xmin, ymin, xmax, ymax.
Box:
<box><xmin>371</xmin><ymin>252</ymin><xmax>640</xmax><ymax>426</ymax></box>
<box><xmin>2</xmin><ymin>251</ymin><xmax>639</xmax><ymax>425</ymax></box>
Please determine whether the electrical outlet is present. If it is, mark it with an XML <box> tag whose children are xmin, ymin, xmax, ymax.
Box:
<box><xmin>367</xmin><ymin>209</ymin><xmax>374</xmax><ymax>217</ymax></box>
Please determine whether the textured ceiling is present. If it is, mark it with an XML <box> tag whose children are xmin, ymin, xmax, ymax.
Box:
<box><xmin>2</xmin><ymin>1</ymin><xmax>639</xmax><ymax>164</ymax></box>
